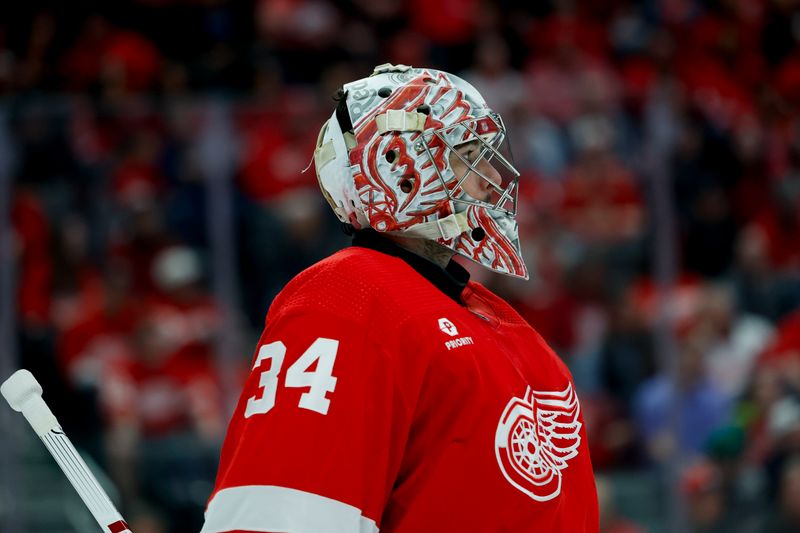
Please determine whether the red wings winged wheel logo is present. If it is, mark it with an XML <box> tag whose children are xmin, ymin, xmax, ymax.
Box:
<box><xmin>494</xmin><ymin>384</ymin><xmax>582</xmax><ymax>502</ymax></box>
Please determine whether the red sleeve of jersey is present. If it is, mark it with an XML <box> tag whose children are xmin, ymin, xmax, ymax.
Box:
<box><xmin>202</xmin><ymin>307</ymin><xmax>416</xmax><ymax>533</ymax></box>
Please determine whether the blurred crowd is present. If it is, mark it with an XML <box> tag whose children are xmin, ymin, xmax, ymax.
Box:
<box><xmin>4</xmin><ymin>0</ymin><xmax>800</xmax><ymax>532</ymax></box>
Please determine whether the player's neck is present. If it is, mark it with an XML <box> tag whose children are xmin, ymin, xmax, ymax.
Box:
<box><xmin>386</xmin><ymin>235</ymin><xmax>455</xmax><ymax>269</ymax></box>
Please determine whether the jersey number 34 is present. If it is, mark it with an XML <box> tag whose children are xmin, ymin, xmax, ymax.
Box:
<box><xmin>244</xmin><ymin>338</ymin><xmax>339</xmax><ymax>417</ymax></box>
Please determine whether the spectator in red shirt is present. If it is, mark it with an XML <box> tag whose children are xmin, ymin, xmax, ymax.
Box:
<box><xmin>57</xmin><ymin>262</ymin><xmax>140</xmax><ymax>392</ymax></box>
<box><xmin>560</xmin><ymin>124</ymin><xmax>644</xmax><ymax>245</ymax></box>
<box><xmin>101</xmin><ymin>313</ymin><xmax>224</xmax><ymax>532</ymax></box>
<box><xmin>143</xmin><ymin>246</ymin><xmax>222</xmax><ymax>368</ymax></box>
<box><xmin>750</xmin><ymin>178</ymin><xmax>800</xmax><ymax>273</ymax></box>
<box><xmin>11</xmin><ymin>187</ymin><xmax>51</xmax><ymax>329</ymax></box>
<box><xmin>61</xmin><ymin>15</ymin><xmax>161</xmax><ymax>93</ymax></box>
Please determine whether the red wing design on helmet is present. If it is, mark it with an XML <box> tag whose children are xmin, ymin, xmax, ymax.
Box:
<box><xmin>455</xmin><ymin>206</ymin><xmax>527</xmax><ymax>278</ymax></box>
<box><xmin>350</xmin><ymin>71</ymin><xmax>474</xmax><ymax>233</ymax></box>
<box><xmin>495</xmin><ymin>384</ymin><xmax>582</xmax><ymax>502</ymax></box>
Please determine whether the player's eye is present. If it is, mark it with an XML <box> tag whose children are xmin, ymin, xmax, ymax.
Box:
<box><xmin>452</xmin><ymin>141</ymin><xmax>481</xmax><ymax>165</ymax></box>
<box><xmin>461</xmin><ymin>148</ymin><xmax>476</xmax><ymax>163</ymax></box>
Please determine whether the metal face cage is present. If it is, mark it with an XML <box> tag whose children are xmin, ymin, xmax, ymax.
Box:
<box><xmin>421</xmin><ymin>112</ymin><xmax>520</xmax><ymax>216</ymax></box>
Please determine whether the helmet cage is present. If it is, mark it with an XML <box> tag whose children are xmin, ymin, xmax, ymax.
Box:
<box><xmin>420</xmin><ymin>112</ymin><xmax>520</xmax><ymax>217</ymax></box>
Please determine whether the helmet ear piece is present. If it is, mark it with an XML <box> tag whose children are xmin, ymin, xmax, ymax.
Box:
<box><xmin>314</xmin><ymin>112</ymin><xmax>367</xmax><ymax>228</ymax></box>
<box><xmin>314</xmin><ymin>121</ymin><xmax>345</xmax><ymax>222</ymax></box>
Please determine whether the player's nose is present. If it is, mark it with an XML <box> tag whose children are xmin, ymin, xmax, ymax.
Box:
<box><xmin>477</xmin><ymin>159</ymin><xmax>502</xmax><ymax>191</ymax></box>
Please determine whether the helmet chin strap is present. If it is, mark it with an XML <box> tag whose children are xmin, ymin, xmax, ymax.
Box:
<box><xmin>389</xmin><ymin>211</ymin><xmax>471</xmax><ymax>241</ymax></box>
<box><xmin>387</xmin><ymin>187</ymin><xmax>489</xmax><ymax>241</ymax></box>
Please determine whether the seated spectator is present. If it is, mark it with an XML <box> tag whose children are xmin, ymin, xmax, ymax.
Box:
<box><xmin>109</xmin><ymin>201</ymin><xmax>175</xmax><ymax>295</ymax></box>
<box><xmin>147</xmin><ymin>246</ymin><xmax>221</xmax><ymax>348</ymax></box>
<box><xmin>697</xmin><ymin>283</ymin><xmax>775</xmax><ymax>397</ymax></box>
<box><xmin>111</xmin><ymin>131</ymin><xmax>166</xmax><ymax>210</ymax></box>
<box><xmin>57</xmin><ymin>262</ymin><xmax>140</xmax><ymax>390</ymax></box>
<box><xmin>100</xmin><ymin>311</ymin><xmax>224</xmax><ymax>533</ymax></box>
<box><xmin>560</xmin><ymin>127</ymin><xmax>643</xmax><ymax>245</ymax></box>
<box><xmin>596</xmin><ymin>475</ymin><xmax>646</xmax><ymax>533</ymax></box>
<box><xmin>634</xmin><ymin>329</ymin><xmax>733</xmax><ymax>463</ymax></box>
<box><xmin>11</xmin><ymin>186</ymin><xmax>51</xmax><ymax>330</ymax></box>
<box><xmin>582</xmin><ymin>393</ymin><xmax>639</xmax><ymax>470</ymax></box>
<box><xmin>461</xmin><ymin>33</ymin><xmax>526</xmax><ymax>119</ymax></box>
<box><xmin>749</xmin><ymin>178</ymin><xmax>800</xmax><ymax>273</ymax></box>
<box><xmin>50</xmin><ymin>214</ymin><xmax>104</xmax><ymax>332</ymax></box>
<box><xmin>759</xmin><ymin>309</ymin><xmax>800</xmax><ymax>393</ymax></box>
<box><xmin>681</xmin><ymin>460</ymin><xmax>736</xmax><ymax>533</ymax></box>
<box><xmin>682</xmin><ymin>185</ymin><xmax>738</xmax><ymax>278</ymax></box>
<box><xmin>524</xmin><ymin>11</ymin><xmax>617</xmax><ymax>125</ymax></box>
<box><xmin>764</xmin><ymin>455</ymin><xmax>800</xmax><ymax>533</ymax></box>
<box><xmin>732</xmin><ymin>223</ymin><xmax>799</xmax><ymax>322</ymax></box>
<box><xmin>101</xmin><ymin>315</ymin><xmax>223</xmax><ymax>444</ymax></box>
<box><xmin>237</xmin><ymin>88</ymin><xmax>320</xmax><ymax>202</ymax></box>
<box><xmin>60</xmin><ymin>14</ymin><xmax>161</xmax><ymax>100</ymax></box>
<box><xmin>737</xmin><ymin>364</ymin><xmax>785</xmax><ymax>467</ymax></box>
<box><xmin>600</xmin><ymin>286</ymin><xmax>657</xmax><ymax>409</ymax></box>
<box><xmin>506</xmin><ymin>239</ymin><xmax>576</xmax><ymax>355</ymax></box>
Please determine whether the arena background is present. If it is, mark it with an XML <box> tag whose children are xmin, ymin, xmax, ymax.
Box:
<box><xmin>1</xmin><ymin>1</ymin><xmax>800</xmax><ymax>532</ymax></box>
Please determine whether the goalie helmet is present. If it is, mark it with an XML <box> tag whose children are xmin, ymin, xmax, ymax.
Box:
<box><xmin>313</xmin><ymin>64</ymin><xmax>528</xmax><ymax>279</ymax></box>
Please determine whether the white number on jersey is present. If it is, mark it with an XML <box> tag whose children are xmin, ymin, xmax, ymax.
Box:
<box><xmin>244</xmin><ymin>338</ymin><xmax>339</xmax><ymax>418</ymax></box>
<box><xmin>244</xmin><ymin>341</ymin><xmax>285</xmax><ymax>418</ymax></box>
<box><xmin>285</xmin><ymin>338</ymin><xmax>339</xmax><ymax>414</ymax></box>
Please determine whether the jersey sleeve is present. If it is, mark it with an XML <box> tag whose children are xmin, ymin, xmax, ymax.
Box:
<box><xmin>201</xmin><ymin>306</ymin><xmax>419</xmax><ymax>533</ymax></box>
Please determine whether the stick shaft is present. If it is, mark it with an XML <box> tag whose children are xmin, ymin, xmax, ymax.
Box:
<box><xmin>40</xmin><ymin>429</ymin><xmax>130</xmax><ymax>532</ymax></box>
<box><xmin>2</xmin><ymin>369</ymin><xmax>132</xmax><ymax>532</ymax></box>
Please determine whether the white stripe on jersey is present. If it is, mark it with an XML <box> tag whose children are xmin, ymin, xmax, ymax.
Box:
<box><xmin>200</xmin><ymin>485</ymin><xmax>379</xmax><ymax>533</ymax></box>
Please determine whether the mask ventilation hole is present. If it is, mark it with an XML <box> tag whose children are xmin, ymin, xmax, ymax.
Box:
<box><xmin>385</xmin><ymin>150</ymin><xmax>396</xmax><ymax>163</ymax></box>
<box><xmin>378</xmin><ymin>87</ymin><xmax>392</xmax><ymax>97</ymax></box>
<box><xmin>416</xmin><ymin>104</ymin><xmax>430</xmax><ymax>115</ymax></box>
<box><xmin>400</xmin><ymin>178</ymin><xmax>413</xmax><ymax>193</ymax></box>
<box><xmin>471</xmin><ymin>227</ymin><xmax>486</xmax><ymax>241</ymax></box>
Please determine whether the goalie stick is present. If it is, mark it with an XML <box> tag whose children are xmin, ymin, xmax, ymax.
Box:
<box><xmin>1</xmin><ymin>369</ymin><xmax>132</xmax><ymax>533</ymax></box>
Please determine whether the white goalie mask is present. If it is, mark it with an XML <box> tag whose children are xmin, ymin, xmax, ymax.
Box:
<box><xmin>313</xmin><ymin>64</ymin><xmax>528</xmax><ymax>279</ymax></box>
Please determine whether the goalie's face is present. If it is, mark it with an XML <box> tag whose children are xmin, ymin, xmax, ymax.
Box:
<box><xmin>426</xmin><ymin>113</ymin><xmax>519</xmax><ymax>217</ymax></box>
<box><xmin>449</xmin><ymin>140</ymin><xmax>503</xmax><ymax>204</ymax></box>
<box><xmin>411</xmin><ymin>111</ymin><xmax>526</xmax><ymax>279</ymax></box>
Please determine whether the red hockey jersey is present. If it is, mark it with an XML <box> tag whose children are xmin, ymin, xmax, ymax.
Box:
<box><xmin>202</xmin><ymin>242</ymin><xmax>598</xmax><ymax>532</ymax></box>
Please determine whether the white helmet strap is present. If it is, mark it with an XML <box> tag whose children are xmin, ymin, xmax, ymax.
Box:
<box><xmin>389</xmin><ymin>211</ymin><xmax>471</xmax><ymax>241</ymax></box>
<box><xmin>375</xmin><ymin>110</ymin><xmax>427</xmax><ymax>134</ymax></box>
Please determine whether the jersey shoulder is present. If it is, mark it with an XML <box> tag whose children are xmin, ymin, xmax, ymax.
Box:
<box><xmin>267</xmin><ymin>246</ymin><xmax>447</xmax><ymax>327</ymax></box>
